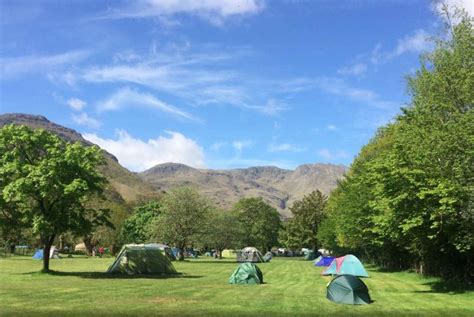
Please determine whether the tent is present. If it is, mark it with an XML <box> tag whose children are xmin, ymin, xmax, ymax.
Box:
<box><xmin>32</xmin><ymin>246</ymin><xmax>60</xmax><ymax>260</ymax></box>
<box><xmin>236</xmin><ymin>247</ymin><xmax>264</xmax><ymax>263</ymax></box>
<box><xmin>74</xmin><ymin>243</ymin><xmax>87</xmax><ymax>253</ymax></box>
<box><xmin>315</xmin><ymin>256</ymin><xmax>335</xmax><ymax>267</ymax></box>
<box><xmin>107</xmin><ymin>244</ymin><xmax>177</xmax><ymax>275</ymax></box>
<box><xmin>147</xmin><ymin>243</ymin><xmax>176</xmax><ymax>261</ymax></box>
<box><xmin>228</xmin><ymin>262</ymin><xmax>263</xmax><ymax>285</ymax></box>
<box><xmin>327</xmin><ymin>275</ymin><xmax>371</xmax><ymax>305</ymax></box>
<box><xmin>263</xmin><ymin>251</ymin><xmax>272</xmax><ymax>262</ymax></box>
<box><xmin>304</xmin><ymin>250</ymin><xmax>318</xmax><ymax>260</ymax></box>
<box><xmin>222</xmin><ymin>249</ymin><xmax>237</xmax><ymax>258</ymax></box>
<box><xmin>321</xmin><ymin>254</ymin><xmax>369</xmax><ymax>277</ymax></box>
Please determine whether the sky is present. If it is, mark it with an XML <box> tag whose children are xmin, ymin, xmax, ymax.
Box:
<box><xmin>1</xmin><ymin>0</ymin><xmax>473</xmax><ymax>172</ymax></box>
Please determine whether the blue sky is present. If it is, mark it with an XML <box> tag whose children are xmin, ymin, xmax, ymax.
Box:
<box><xmin>1</xmin><ymin>0</ymin><xmax>472</xmax><ymax>172</ymax></box>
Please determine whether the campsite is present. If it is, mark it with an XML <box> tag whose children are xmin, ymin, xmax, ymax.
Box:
<box><xmin>1</xmin><ymin>1</ymin><xmax>473</xmax><ymax>316</ymax></box>
<box><xmin>1</xmin><ymin>255</ymin><xmax>474</xmax><ymax>316</ymax></box>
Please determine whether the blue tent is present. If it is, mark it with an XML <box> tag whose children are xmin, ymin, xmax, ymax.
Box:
<box><xmin>315</xmin><ymin>256</ymin><xmax>335</xmax><ymax>267</ymax></box>
<box><xmin>32</xmin><ymin>249</ymin><xmax>43</xmax><ymax>260</ymax></box>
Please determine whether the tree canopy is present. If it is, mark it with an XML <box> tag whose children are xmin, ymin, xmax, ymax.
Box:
<box><xmin>318</xmin><ymin>15</ymin><xmax>473</xmax><ymax>281</ymax></box>
<box><xmin>233</xmin><ymin>197</ymin><xmax>281</xmax><ymax>252</ymax></box>
<box><xmin>0</xmin><ymin>125</ymin><xmax>111</xmax><ymax>272</ymax></box>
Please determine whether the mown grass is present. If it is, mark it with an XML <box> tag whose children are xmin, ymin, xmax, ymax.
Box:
<box><xmin>0</xmin><ymin>256</ymin><xmax>472</xmax><ymax>316</ymax></box>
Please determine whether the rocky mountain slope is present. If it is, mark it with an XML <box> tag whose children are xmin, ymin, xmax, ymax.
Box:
<box><xmin>0</xmin><ymin>113</ymin><xmax>347</xmax><ymax>216</ymax></box>
<box><xmin>140</xmin><ymin>162</ymin><xmax>346</xmax><ymax>217</ymax></box>
<box><xmin>0</xmin><ymin>113</ymin><xmax>157</xmax><ymax>203</ymax></box>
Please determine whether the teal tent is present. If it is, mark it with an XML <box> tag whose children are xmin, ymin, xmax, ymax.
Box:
<box><xmin>229</xmin><ymin>263</ymin><xmax>263</xmax><ymax>285</ymax></box>
<box><xmin>327</xmin><ymin>275</ymin><xmax>371</xmax><ymax>305</ymax></box>
<box><xmin>321</xmin><ymin>254</ymin><xmax>369</xmax><ymax>277</ymax></box>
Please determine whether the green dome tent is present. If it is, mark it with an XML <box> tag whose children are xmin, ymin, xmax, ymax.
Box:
<box><xmin>107</xmin><ymin>244</ymin><xmax>177</xmax><ymax>275</ymax></box>
<box><xmin>228</xmin><ymin>262</ymin><xmax>263</xmax><ymax>285</ymax></box>
<box><xmin>327</xmin><ymin>275</ymin><xmax>371</xmax><ymax>305</ymax></box>
<box><xmin>321</xmin><ymin>254</ymin><xmax>369</xmax><ymax>277</ymax></box>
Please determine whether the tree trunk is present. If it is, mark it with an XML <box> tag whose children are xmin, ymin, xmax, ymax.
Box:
<box><xmin>219</xmin><ymin>249</ymin><xmax>223</xmax><ymax>259</ymax></box>
<box><xmin>83</xmin><ymin>235</ymin><xmax>93</xmax><ymax>256</ymax></box>
<box><xmin>179</xmin><ymin>243</ymin><xmax>185</xmax><ymax>261</ymax></box>
<box><xmin>42</xmin><ymin>234</ymin><xmax>56</xmax><ymax>273</ymax></box>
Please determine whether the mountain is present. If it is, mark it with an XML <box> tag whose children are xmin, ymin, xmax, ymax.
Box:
<box><xmin>0</xmin><ymin>113</ymin><xmax>157</xmax><ymax>203</ymax></box>
<box><xmin>139</xmin><ymin>162</ymin><xmax>347</xmax><ymax>217</ymax></box>
<box><xmin>0</xmin><ymin>113</ymin><xmax>347</xmax><ymax>216</ymax></box>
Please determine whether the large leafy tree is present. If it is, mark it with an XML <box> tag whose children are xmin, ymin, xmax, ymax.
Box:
<box><xmin>283</xmin><ymin>190</ymin><xmax>327</xmax><ymax>252</ymax></box>
<box><xmin>200</xmin><ymin>210</ymin><xmax>244</xmax><ymax>258</ymax></box>
<box><xmin>0</xmin><ymin>125</ymin><xmax>111</xmax><ymax>272</ymax></box>
<box><xmin>320</xmin><ymin>13</ymin><xmax>474</xmax><ymax>280</ymax></box>
<box><xmin>120</xmin><ymin>201</ymin><xmax>160</xmax><ymax>244</ymax></box>
<box><xmin>149</xmin><ymin>187</ymin><xmax>210</xmax><ymax>260</ymax></box>
<box><xmin>234</xmin><ymin>197</ymin><xmax>281</xmax><ymax>252</ymax></box>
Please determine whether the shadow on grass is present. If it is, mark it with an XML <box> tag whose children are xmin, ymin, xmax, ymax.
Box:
<box><xmin>22</xmin><ymin>270</ymin><xmax>203</xmax><ymax>280</ymax></box>
<box><xmin>413</xmin><ymin>280</ymin><xmax>474</xmax><ymax>294</ymax></box>
<box><xmin>184</xmin><ymin>259</ymin><xmax>238</xmax><ymax>264</ymax></box>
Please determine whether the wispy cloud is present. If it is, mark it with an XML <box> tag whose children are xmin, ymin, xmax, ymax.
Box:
<box><xmin>317</xmin><ymin>148</ymin><xmax>349</xmax><ymax>161</ymax></box>
<box><xmin>83</xmin><ymin>130</ymin><xmax>205</xmax><ymax>171</ymax></box>
<box><xmin>97</xmin><ymin>87</ymin><xmax>199</xmax><ymax>122</ymax></box>
<box><xmin>101</xmin><ymin>0</ymin><xmax>265</xmax><ymax>26</ymax></box>
<box><xmin>281</xmin><ymin>77</ymin><xmax>396</xmax><ymax>109</ymax></box>
<box><xmin>268</xmin><ymin>142</ymin><xmax>305</xmax><ymax>153</ymax></box>
<box><xmin>0</xmin><ymin>50</ymin><xmax>89</xmax><ymax>78</ymax></box>
<box><xmin>432</xmin><ymin>0</ymin><xmax>474</xmax><ymax>24</ymax></box>
<box><xmin>67</xmin><ymin>98</ymin><xmax>86</xmax><ymax>111</ymax></box>
<box><xmin>72</xmin><ymin>112</ymin><xmax>101</xmax><ymax>129</ymax></box>
<box><xmin>327</xmin><ymin>124</ymin><xmax>337</xmax><ymax>131</ymax></box>
<box><xmin>232</xmin><ymin>140</ymin><xmax>253</xmax><ymax>152</ymax></box>
<box><xmin>337</xmin><ymin>63</ymin><xmax>367</xmax><ymax>76</ymax></box>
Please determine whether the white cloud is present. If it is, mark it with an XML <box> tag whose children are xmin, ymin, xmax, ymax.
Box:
<box><xmin>0</xmin><ymin>50</ymin><xmax>89</xmax><ymax>78</ymax></box>
<box><xmin>433</xmin><ymin>0</ymin><xmax>474</xmax><ymax>23</ymax></box>
<box><xmin>232</xmin><ymin>140</ymin><xmax>253</xmax><ymax>152</ymax></box>
<box><xmin>327</xmin><ymin>124</ymin><xmax>337</xmax><ymax>131</ymax></box>
<box><xmin>67</xmin><ymin>98</ymin><xmax>86</xmax><ymax>111</ymax></box>
<box><xmin>317</xmin><ymin>148</ymin><xmax>349</xmax><ymax>161</ymax></box>
<box><xmin>104</xmin><ymin>0</ymin><xmax>265</xmax><ymax>25</ymax></box>
<box><xmin>268</xmin><ymin>143</ymin><xmax>305</xmax><ymax>153</ymax></box>
<box><xmin>337</xmin><ymin>63</ymin><xmax>367</xmax><ymax>76</ymax></box>
<box><xmin>83</xmin><ymin>130</ymin><xmax>205</xmax><ymax>171</ymax></box>
<box><xmin>210</xmin><ymin>142</ymin><xmax>226</xmax><ymax>152</ymax></box>
<box><xmin>72</xmin><ymin>112</ymin><xmax>101</xmax><ymax>129</ymax></box>
<box><xmin>97</xmin><ymin>87</ymin><xmax>199</xmax><ymax>121</ymax></box>
<box><xmin>392</xmin><ymin>29</ymin><xmax>432</xmax><ymax>57</ymax></box>
<box><xmin>282</xmin><ymin>77</ymin><xmax>396</xmax><ymax>109</ymax></box>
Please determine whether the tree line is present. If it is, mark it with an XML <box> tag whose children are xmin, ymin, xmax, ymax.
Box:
<box><xmin>317</xmin><ymin>14</ymin><xmax>473</xmax><ymax>282</ymax></box>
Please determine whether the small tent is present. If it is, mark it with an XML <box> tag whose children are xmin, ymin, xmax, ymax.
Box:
<box><xmin>222</xmin><ymin>249</ymin><xmax>237</xmax><ymax>258</ymax></box>
<box><xmin>32</xmin><ymin>247</ymin><xmax>60</xmax><ymax>260</ymax></box>
<box><xmin>263</xmin><ymin>251</ymin><xmax>272</xmax><ymax>262</ymax></box>
<box><xmin>74</xmin><ymin>243</ymin><xmax>87</xmax><ymax>253</ymax></box>
<box><xmin>236</xmin><ymin>247</ymin><xmax>264</xmax><ymax>263</ymax></box>
<box><xmin>322</xmin><ymin>254</ymin><xmax>369</xmax><ymax>277</ymax></box>
<box><xmin>107</xmin><ymin>244</ymin><xmax>177</xmax><ymax>275</ymax></box>
<box><xmin>315</xmin><ymin>256</ymin><xmax>335</xmax><ymax>267</ymax></box>
<box><xmin>327</xmin><ymin>275</ymin><xmax>371</xmax><ymax>305</ymax></box>
<box><xmin>228</xmin><ymin>262</ymin><xmax>263</xmax><ymax>285</ymax></box>
<box><xmin>304</xmin><ymin>250</ymin><xmax>318</xmax><ymax>260</ymax></box>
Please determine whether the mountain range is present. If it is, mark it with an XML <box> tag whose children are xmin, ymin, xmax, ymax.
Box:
<box><xmin>0</xmin><ymin>113</ymin><xmax>347</xmax><ymax>217</ymax></box>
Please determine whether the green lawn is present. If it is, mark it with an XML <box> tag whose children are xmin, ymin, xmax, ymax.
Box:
<box><xmin>0</xmin><ymin>256</ymin><xmax>472</xmax><ymax>316</ymax></box>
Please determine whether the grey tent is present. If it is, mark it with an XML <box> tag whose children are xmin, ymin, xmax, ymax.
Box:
<box><xmin>229</xmin><ymin>262</ymin><xmax>263</xmax><ymax>285</ymax></box>
<box><xmin>236</xmin><ymin>247</ymin><xmax>264</xmax><ymax>263</ymax></box>
<box><xmin>107</xmin><ymin>244</ymin><xmax>177</xmax><ymax>275</ymax></box>
<box><xmin>147</xmin><ymin>243</ymin><xmax>176</xmax><ymax>261</ymax></box>
<box><xmin>327</xmin><ymin>275</ymin><xmax>371</xmax><ymax>305</ymax></box>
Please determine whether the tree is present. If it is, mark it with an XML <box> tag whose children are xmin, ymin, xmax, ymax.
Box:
<box><xmin>149</xmin><ymin>187</ymin><xmax>210</xmax><ymax>260</ymax></box>
<box><xmin>234</xmin><ymin>197</ymin><xmax>281</xmax><ymax>252</ymax></box>
<box><xmin>120</xmin><ymin>201</ymin><xmax>160</xmax><ymax>244</ymax></box>
<box><xmin>200</xmin><ymin>210</ymin><xmax>243</xmax><ymax>258</ymax></box>
<box><xmin>0</xmin><ymin>125</ymin><xmax>111</xmax><ymax>272</ymax></box>
<box><xmin>283</xmin><ymin>190</ymin><xmax>327</xmax><ymax>252</ymax></box>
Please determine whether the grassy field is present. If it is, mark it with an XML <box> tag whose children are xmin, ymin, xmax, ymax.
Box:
<box><xmin>0</xmin><ymin>256</ymin><xmax>472</xmax><ymax>316</ymax></box>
